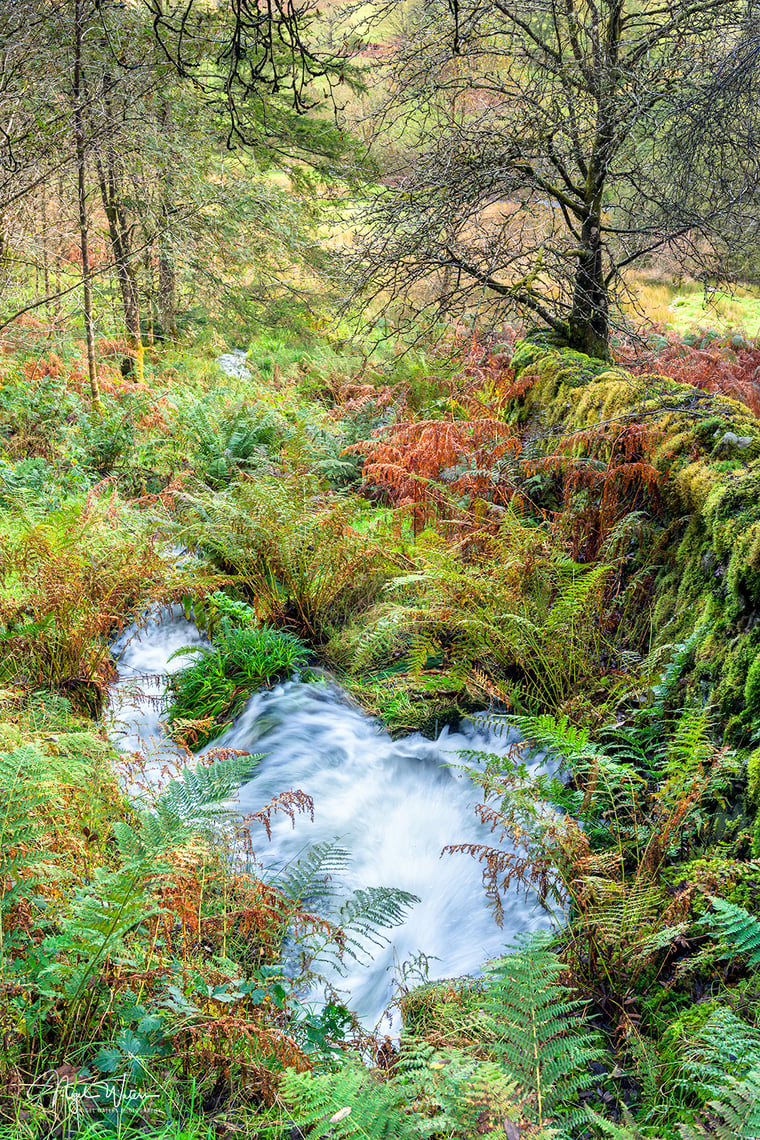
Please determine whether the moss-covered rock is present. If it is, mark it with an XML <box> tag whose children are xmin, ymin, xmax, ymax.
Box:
<box><xmin>508</xmin><ymin>338</ymin><xmax>760</xmax><ymax>741</ymax></box>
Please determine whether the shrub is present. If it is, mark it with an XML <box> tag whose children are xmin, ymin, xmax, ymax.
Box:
<box><xmin>175</xmin><ymin>475</ymin><xmax>395</xmax><ymax>639</ymax></box>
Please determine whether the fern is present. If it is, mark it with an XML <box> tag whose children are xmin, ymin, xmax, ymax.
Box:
<box><xmin>483</xmin><ymin>932</ymin><xmax>603</xmax><ymax>1131</ymax></box>
<box><xmin>284</xmin><ymin>1041</ymin><xmax>521</xmax><ymax>1140</ymax></box>
<box><xmin>284</xmin><ymin>1061</ymin><xmax>416</xmax><ymax>1139</ymax></box>
<box><xmin>503</xmin><ymin>710</ymin><xmax>646</xmax><ymax>837</ymax></box>
<box><xmin>624</xmin><ymin>1026</ymin><xmax>662</xmax><ymax>1119</ymax></box>
<box><xmin>28</xmin><ymin>747</ymin><xmax>269</xmax><ymax>1053</ymax></box>
<box><xmin>115</xmin><ymin>752</ymin><xmax>262</xmax><ymax>859</ymax></box>
<box><xmin>271</xmin><ymin>839</ymin><xmax>352</xmax><ymax>906</ymax></box>
<box><xmin>679</xmin><ymin>1007</ymin><xmax>760</xmax><ymax>1099</ymax></box>
<box><xmin>54</xmin><ymin>863</ymin><xmax>159</xmax><ymax>1001</ymax></box>
<box><xmin>182</xmin><ymin>394</ymin><xmax>280</xmax><ymax>487</ymax></box>
<box><xmin>700</xmin><ymin>895</ymin><xmax>760</xmax><ymax>967</ymax></box>
<box><xmin>575</xmin><ymin>879</ymin><xmax>669</xmax><ymax>961</ymax></box>
<box><xmin>647</xmin><ymin>629</ymin><xmax>703</xmax><ymax>719</ymax></box>
<box><xmin>680</xmin><ymin>1067</ymin><xmax>760</xmax><ymax>1139</ymax></box>
<box><xmin>394</xmin><ymin>1038</ymin><xmax>520</xmax><ymax>1140</ymax></box>
<box><xmin>175</xmin><ymin>476</ymin><xmax>392</xmax><ymax>636</ymax></box>
<box><xmin>0</xmin><ymin>745</ymin><xmax>64</xmax><ymax>964</ymax></box>
<box><xmin>584</xmin><ymin>1105</ymin><xmax>647</xmax><ymax>1138</ymax></box>
<box><xmin>305</xmin><ymin>885</ymin><xmax>420</xmax><ymax>974</ymax></box>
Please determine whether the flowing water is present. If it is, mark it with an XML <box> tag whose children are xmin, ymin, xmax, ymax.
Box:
<box><xmin>109</xmin><ymin>608</ymin><xmax>550</xmax><ymax>1030</ymax></box>
<box><xmin>217</xmin><ymin>347</ymin><xmax>252</xmax><ymax>380</ymax></box>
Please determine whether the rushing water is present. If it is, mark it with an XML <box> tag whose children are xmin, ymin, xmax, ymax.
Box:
<box><xmin>217</xmin><ymin>347</ymin><xmax>252</xmax><ymax>380</ymax></box>
<box><xmin>109</xmin><ymin>608</ymin><xmax>550</xmax><ymax>1030</ymax></box>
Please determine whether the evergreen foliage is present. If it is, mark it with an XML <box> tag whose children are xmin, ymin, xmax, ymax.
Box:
<box><xmin>680</xmin><ymin>1068</ymin><xmax>760</xmax><ymax>1139</ymax></box>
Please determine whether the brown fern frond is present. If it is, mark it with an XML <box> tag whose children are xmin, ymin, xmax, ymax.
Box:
<box><xmin>442</xmin><ymin>841</ymin><xmax>557</xmax><ymax>925</ymax></box>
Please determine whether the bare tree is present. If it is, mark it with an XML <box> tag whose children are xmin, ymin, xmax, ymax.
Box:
<box><xmin>342</xmin><ymin>0</ymin><xmax>758</xmax><ymax>358</ymax></box>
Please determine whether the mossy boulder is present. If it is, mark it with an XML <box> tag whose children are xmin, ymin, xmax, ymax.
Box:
<box><xmin>509</xmin><ymin>339</ymin><xmax>760</xmax><ymax>740</ymax></box>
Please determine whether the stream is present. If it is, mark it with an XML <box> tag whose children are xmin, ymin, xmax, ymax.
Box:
<box><xmin>109</xmin><ymin>608</ymin><xmax>550</xmax><ymax>1030</ymax></box>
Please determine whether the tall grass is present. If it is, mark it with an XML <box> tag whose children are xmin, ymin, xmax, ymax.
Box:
<box><xmin>166</xmin><ymin>617</ymin><xmax>310</xmax><ymax>746</ymax></box>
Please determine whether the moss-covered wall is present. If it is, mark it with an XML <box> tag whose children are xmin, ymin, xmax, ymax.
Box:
<box><xmin>509</xmin><ymin>336</ymin><xmax>760</xmax><ymax>741</ymax></box>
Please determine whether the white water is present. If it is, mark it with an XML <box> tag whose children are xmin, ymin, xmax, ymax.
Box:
<box><xmin>109</xmin><ymin>608</ymin><xmax>550</xmax><ymax>1030</ymax></box>
<box><xmin>217</xmin><ymin>347</ymin><xmax>252</xmax><ymax>380</ymax></box>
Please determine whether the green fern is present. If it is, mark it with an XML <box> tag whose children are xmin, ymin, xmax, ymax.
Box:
<box><xmin>182</xmin><ymin>394</ymin><xmax>280</xmax><ymax>487</ymax></box>
<box><xmin>502</xmin><ymin>710</ymin><xmax>646</xmax><ymax>844</ymax></box>
<box><xmin>679</xmin><ymin>1007</ymin><xmax>760</xmax><ymax>1099</ymax></box>
<box><xmin>284</xmin><ymin>1061</ymin><xmax>416</xmax><ymax>1139</ymax></box>
<box><xmin>0</xmin><ymin>745</ymin><xmax>58</xmax><ymax>958</ymax></box>
<box><xmin>584</xmin><ymin>1105</ymin><xmax>647</xmax><ymax>1138</ymax></box>
<box><xmin>305</xmin><ymin>885</ymin><xmax>420</xmax><ymax>975</ymax></box>
<box><xmin>175</xmin><ymin>476</ymin><xmax>391</xmax><ymax>636</ymax></box>
<box><xmin>679</xmin><ymin>1067</ymin><xmax>760</xmax><ymax>1139</ymax></box>
<box><xmin>700</xmin><ymin>895</ymin><xmax>760</xmax><ymax>968</ymax></box>
<box><xmin>54</xmin><ymin>862</ymin><xmax>159</xmax><ymax>1001</ymax></box>
<box><xmin>648</xmin><ymin>629</ymin><xmax>703</xmax><ymax>718</ymax></box>
<box><xmin>271</xmin><ymin>839</ymin><xmax>352</xmax><ymax>906</ymax></box>
<box><xmin>483</xmin><ymin>932</ymin><xmax>603</xmax><ymax>1131</ymax></box>
<box><xmin>394</xmin><ymin>1038</ymin><xmax>520</xmax><ymax>1139</ymax></box>
<box><xmin>116</xmin><ymin>752</ymin><xmax>262</xmax><ymax>859</ymax></box>
<box><xmin>284</xmin><ymin>1041</ymin><xmax>521</xmax><ymax>1140</ymax></box>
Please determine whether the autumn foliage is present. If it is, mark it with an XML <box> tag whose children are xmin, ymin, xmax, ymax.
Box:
<box><xmin>618</xmin><ymin>329</ymin><xmax>760</xmax><ymax>416</ymax></box>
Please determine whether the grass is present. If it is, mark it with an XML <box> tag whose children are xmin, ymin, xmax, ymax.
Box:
<box><xmin>626</xmin><ymin>277</ymin><xmax>760</xmax><ymax>336</ymax></box>
<box><xmin>166</xmin><ymin>618</ymin><xmax>311</xmax><ymax>746</ymax></box>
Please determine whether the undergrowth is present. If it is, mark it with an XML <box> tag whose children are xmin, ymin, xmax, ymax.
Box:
<box><xmin>166</xmin><ymin>593</ymin><xmax>310</xmax><ymax>746</ymax></box>
<box><xmin>3</xmin><ymin>315</ymin><xmax>760</xmax><ymax>1137</ymax></box>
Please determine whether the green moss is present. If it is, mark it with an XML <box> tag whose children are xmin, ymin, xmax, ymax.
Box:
<box><xmin>748</xmin><ymin>748</ymin><xmax>760</xmax><ymax>804</ymax></box>
<box><xmin>661</xmin><ymin>1000</ymin><xmax>722</xmax><ymax>1057</ymax></box>
<box><xmin>507</xmin><ymin>338</ymin><xmax>760</xmax><ymax>740</ymax></box>
<box><xmin>744</xmin><ymin>654</ymin><xmax>760</xmax><ymax>719</ymax></box>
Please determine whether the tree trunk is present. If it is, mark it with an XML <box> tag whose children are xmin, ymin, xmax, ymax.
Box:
<box><xmin>96</xmin><ymin>71</ymin><xmax>144</xmax><ymax>382</ymax></box>
<box><xmin>96</xmin><ymin>148</ymin><xmax>144</xmax><ymax>382</ymax></box>
<box><xmin>156</xmin><ymin>104</ymin><xmax>179</xmax><ymax>342</ymax></box>
<box><xmin>73</xmin><ymin>0</ymin><xmax>100</xmax><ymax>411</ymax></box>
<box><xmin>158</xmin><ymin>196</ymin><xmax>178</xmax><ymax>339</ymax></box>
<box><xmin>568</xmin><ymin>213</ymin><xmax>610</xmax><ymax>359</ymax></box>
<box><xmin>41</xmin><ymin>185</ymin><xmax>51</xmax><ymax>323</ymax></box>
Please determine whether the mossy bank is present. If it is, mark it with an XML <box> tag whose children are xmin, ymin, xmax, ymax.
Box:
<box><xmin>509</xmin><ymin>334</ymin><xmax>760</xmax><ymax>743</ymax></box>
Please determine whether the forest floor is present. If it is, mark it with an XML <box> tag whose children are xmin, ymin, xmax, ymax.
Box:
<box><xmin>2</xmin><ymin>298</ymin><xmax>760</xmax><ymax>1138</ymax></box>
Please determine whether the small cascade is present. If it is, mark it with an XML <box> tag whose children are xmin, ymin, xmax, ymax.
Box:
<box><xmin>108</xmin><ymin>609</ymin><xmax>550</xmax><ymax>1028</ymax></box>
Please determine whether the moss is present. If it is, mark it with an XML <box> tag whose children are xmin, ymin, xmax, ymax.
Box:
<box><xmin>745</xmin><ymin>654</ymin><xmax>760</xmax><ymax>719</ymax></box>
<box><xmin>661</xmin><ymin>1000</ymin><xmax>722</xmax><ymax>1056</ymax></box>
<box><xmin>343</xmin><ymin>672</ymin><xmax>470</xmax><ymax>740</ymax></box>
<box><xmin>506</xmin><ymin>338</ymin><xmax>760</xmax><ymax>740</ymax></box>
<box><xmin>748</xmin><ymin>747</ymin><xmax>760</xmax><ymax>804</ymax></box>
<box><xmin>509</xmin><ymin>340</ymin><xmax>547</xmax><ymax>375</ymax></box>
